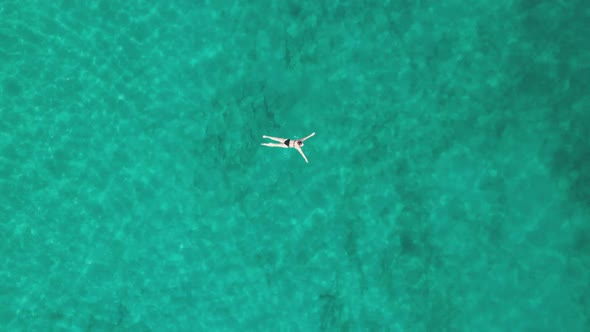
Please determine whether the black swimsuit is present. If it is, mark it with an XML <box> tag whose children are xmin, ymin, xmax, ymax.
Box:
<box><xmin>284</xmin><ymin>139</ymin><xmax>291</xmax><ymax>147</ymax></box>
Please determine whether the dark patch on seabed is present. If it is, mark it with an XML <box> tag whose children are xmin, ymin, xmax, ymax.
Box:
<box><xmin>516</xmin><ymin>0</ymin><xmax>590</xmax><ymax>212</ymax></box>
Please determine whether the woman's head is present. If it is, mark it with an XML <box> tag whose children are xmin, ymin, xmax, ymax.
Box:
<box><xmin>297</xmin><ymin>140</ymin><xmax>303</xmax><ymax>147</ymax></box>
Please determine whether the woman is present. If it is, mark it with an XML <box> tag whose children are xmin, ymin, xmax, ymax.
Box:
<box><xmin>261</xmin><ymin>132</ymin><xmax>315</xmax><ymax>163</ymax></box>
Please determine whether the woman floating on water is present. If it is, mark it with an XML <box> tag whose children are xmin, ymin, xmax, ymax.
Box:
<box><xmin>261</xmin><ymin>132</ymin><xmax>315</xmax><ymax>163</ymax></box>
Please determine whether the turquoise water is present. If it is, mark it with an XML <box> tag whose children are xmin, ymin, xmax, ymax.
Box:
<box><xmin>1</xmin><ymin>0</ymin><xmax>589</xmax><ymax>331</ymax></box>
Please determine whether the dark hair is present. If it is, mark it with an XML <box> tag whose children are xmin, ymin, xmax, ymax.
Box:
<box><xmin>297</xmin><ymin>141</ymin><xmax>303</xmax><ymax>145</ymax></box>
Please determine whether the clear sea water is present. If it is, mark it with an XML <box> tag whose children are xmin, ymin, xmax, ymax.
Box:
<box><xmin>1</xmin><ymin>0</ymin><xmax>589</xmax><ymax>331</ymax></box>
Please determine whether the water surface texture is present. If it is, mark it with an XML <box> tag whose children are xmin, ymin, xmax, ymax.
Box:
<box><xmin>1</xmin><ymin>0</ymin><xmax>589</xmax><ymax>331</ymax></box>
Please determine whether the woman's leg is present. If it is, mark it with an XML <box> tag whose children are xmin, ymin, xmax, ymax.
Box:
<box><xmin>261</xmin><ymin>143</ymin><xmax>288</xmax><ymax>148</ymax></box>
<box><xmin>262</xmin><ymin>135</ymin><xmax>287</xmax><ymax>143</ymax></box>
